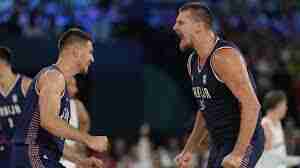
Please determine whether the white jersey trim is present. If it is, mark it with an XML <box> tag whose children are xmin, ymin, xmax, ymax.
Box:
<box><xmin>187</xmin><ymin>51</ymin><xmax>195</xmax><ymax>78</ymax></box>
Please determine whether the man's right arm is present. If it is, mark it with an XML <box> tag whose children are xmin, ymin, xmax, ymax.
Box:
<box><xmin>39</xmin><ymin>71</ymin><xmax>91</xmax><ymax>145</ymax></box>
<box><xmin>76</xmin><ymin>99</ymin><xmax>91</xmax><ymax>133</ymax></box>
<box><xmin>38</xmin><ymin>70</ymin><xmax>107</xmax><ymax>152</ymax></box>
<box><xmin>183</xmin><ymin>111</ymin><xmax>208</xmax><ymax>153</ymax></box>
<box><xmin>261</xmin><ymin>119</ymin><xmax>273</xmax><ymax>150</ymax></box>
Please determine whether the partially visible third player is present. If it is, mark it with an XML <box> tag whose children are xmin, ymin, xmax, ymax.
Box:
<box><xmin>0</xmin><ymin>47</ymin><xmax>32</xmax><ymax>168</ymax></box>
<box><xmin>60</xmin><ymin>77</ymin><xmax>92</xmax><ymax>168</ymax></box>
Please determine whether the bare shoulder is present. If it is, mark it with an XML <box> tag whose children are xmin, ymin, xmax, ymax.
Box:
<box><xmin>213</xmin><ymin>47</ymin><xmax>245</xmax><ymax>67</ymax></box>
<box><xmin>211</xmin><ymin>47</ymin><xmax>248</xmax><ymax>82</ymax></box>
<box><xmin>38</xmin><ymin>69</ymin><xmax>65</xmax><ymax>93</ymax></box>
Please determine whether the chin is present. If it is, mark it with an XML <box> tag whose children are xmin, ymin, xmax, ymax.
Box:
<box><xmin>84</xmin><ymin>67</ymin><xmax>90</xmax><ymax>74</ymax></box>
<box><xmin>79</xmin><ymin>64</ymin><xmax>90</xmax><ymax>74</ymax></box>
<box><xmin>179</xmin><ymin>41</ymin><xmax>192</xmax><ymax>52</ymax></box>
<box><xmin>180</xmin><ymin>45</ymin><xmax>188</xmax><ymax>51</ymax></box>
<box><xmin>82</xmin><ymin>70</ymin><xmax>88</xmax><ymax>75</ymax></box>
<box><xmin>78</xmin><ymin>68</ymin><xmax>87</xmax><ymax>75</ymax></box>
<box><xmin>179</xmin><ymin>42</ymin><xmax>186</xmax><ymax>50</ymax></box>
<box><xmin>180</xmin><ymin>44</ymin><xmax>193</xmax><ymax>52</ymax></box>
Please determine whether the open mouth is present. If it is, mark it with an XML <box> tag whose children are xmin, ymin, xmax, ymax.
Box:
<box><xmin>176</xmin><ymin>31</ymin><xmax>184</xmax><ymax>39</ymax></box>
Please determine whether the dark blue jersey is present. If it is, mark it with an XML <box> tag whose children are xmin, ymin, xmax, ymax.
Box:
<box><xmin>187</xmin><ymin>38</ymin><xmax>262</xmax><ymax>144</ymax></box>
<box><xmin>0</xmin><ymin>75</ymin><xmax>26</xmax><ymax>145</ymax></box>
<box><xmin>12</xmin><ymin>65</ymin><xmax>70</xmax><ymax>160</ymax></box>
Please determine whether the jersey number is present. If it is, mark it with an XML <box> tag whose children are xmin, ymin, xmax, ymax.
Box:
<box><xmin>199</xmin><ymin>100</ymin><xmax>206</xmax><ymax>111</ymax></box>
<box><xmin>8</xmin><ymin>117</ymin><xmax>14</xmax><ymax>128</ymax></box>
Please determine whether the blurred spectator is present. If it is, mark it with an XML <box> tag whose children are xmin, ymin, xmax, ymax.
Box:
<box><xmin>23</xmin><ymin>9</ymin><xmax>45</xmax><ymax>37</ymax></box>
<box><xmin>257</xmin><ymin>90</ymin><xmax>300</xmax><ymax>167</ymax></box>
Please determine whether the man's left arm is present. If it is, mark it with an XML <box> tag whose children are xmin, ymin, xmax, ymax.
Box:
<box><xmin>75</xmin><ymin>99</ymin><xmax>91</xmax><ymax>156</ymax></box>
<box><xmin>76</xmin><ymin>99</ymin><xmax>91</xmax><ymax>133</ymax></box>
<box><xmin>212</xmin><ymin>48</ymin><xmax>261</xmax><ymax>156</ymax></box>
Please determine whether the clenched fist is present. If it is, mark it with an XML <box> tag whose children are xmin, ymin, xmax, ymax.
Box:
<box><xmin>86</xmin><ymin>136</ymin><xmax>109</xmax><ymax>153</ymax></box>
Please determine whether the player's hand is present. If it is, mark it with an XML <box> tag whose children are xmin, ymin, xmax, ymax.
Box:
<box><xmin>174</xmin><ymin>151</ymin><xmax>193</xmax><ymax>168</ymax></box>
<box><xmin>174</xmin><ymin>151</ymin><xmax>183</xmax><ymax>165</ymax></box>
<box><xmin>221</xmin><ymin>152</ymin><xmax>243</xmax><ymax>168</ymax></box>
<box><xmin>86</xmin><ymin>136</ymin><xmax>109</xmax><ymax>153</ymax></box>
<box><xmin>77</xmin><ymin>157</ymin><xmax>104</xmax><ymax>168</ymax></box>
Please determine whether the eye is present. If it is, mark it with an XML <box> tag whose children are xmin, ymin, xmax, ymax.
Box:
<box><xmin>178</xmin><ymin>20</ymin><xmax>184</xmax><ymax>25</ymax></box>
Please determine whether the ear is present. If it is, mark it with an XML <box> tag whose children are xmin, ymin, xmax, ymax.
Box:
<box><xmin>194</xmin><ymin>22</ymin><xmax>204</xmax><ymax>33</ymax></box>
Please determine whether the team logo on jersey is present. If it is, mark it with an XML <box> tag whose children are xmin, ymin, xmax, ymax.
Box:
<box><xmin>12</xmin><ymin>94</ymin><xmax>18</xmax><ymax>103</ymax></box>
<box><xmin>202</xmin><ymin>75</ymin><xmax>207</xmax><ymax>85</ymax></box>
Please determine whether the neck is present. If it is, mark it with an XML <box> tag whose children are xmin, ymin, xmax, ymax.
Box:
<box><xmin>0</xmin><ymin>69</ymin><xmax>17</xmax><ymax>91</ymax></box>
<box><xmin>267</xmin><ymin>111</ymin><xmax>279</xmax><ymax>122</ymax></box>
<box><xmin>55</xmin><ymin>56</ymin><xmax>78</xmax><ymax>80</ymax></box>
<box><xmin>193</xmin><ymin>30</ymin><xmax>217</xmax><ymax>65</ymax></box>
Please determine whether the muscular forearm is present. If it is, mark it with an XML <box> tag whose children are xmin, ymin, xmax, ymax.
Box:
<box><xmin>41</xmin><ymin>117</ymin><xmax>91</xmax><ymax>145</ymax></box>
<box><xmin>234</xmin><ymin>103</ymin><xmax>260</xmax><ymax>154</ymax></box>
<box><xmin>38</xmin><ymin>72</ymin><xmax>95</xmax><ymax>152</ymax></box>
<box><xmin>184</xmin><ymin>112</ymin><xmax>207</xmax><ymax>153</ymax></box>
<box><xmin>185</xmin><ymin>128</ymin><xmax>208</xmax><ymax>153</ymax></box>
<box><xmin>196</xmin><ymin>130</ymin><xmax>209</xmax><ymax>153</ymax></box>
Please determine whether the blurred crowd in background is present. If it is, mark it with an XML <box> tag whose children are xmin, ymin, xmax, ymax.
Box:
<box><xmin>1</xmin><ymin>0</ymin><xmax>300</xmax><ymax>167</ymax></box>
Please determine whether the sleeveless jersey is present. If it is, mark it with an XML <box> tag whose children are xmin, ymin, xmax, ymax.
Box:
<box><xmin>12</xmin><ymin>65</ymin><xmax>71</xmax><ymax>160</ymax></box>
<box><xmin>187</xmin><ymin>38</ymin><xmax>262</xmax><ymax>144</ymax></box>
<box><xmin>0</xmin><ymin>75</ymin><xmax>26</xmax><ymax>147</ymax></box>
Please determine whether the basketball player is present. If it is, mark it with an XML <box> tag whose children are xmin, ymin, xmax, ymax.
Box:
<box><xmin>10</xmin><ymin>28</ymin><xmax>108</xmax><ymax>168</ymax></box>
<box><xmin>256</xmin><ymin>90</ymin><xmax>300</xmax><ymax>168</ymax></box>
<box><xmin>0</xmin><ymin>47</ymin><xmax>32</xmax><ymax>167</ymax></box>
<box><xmin>173</xmin><ymin>2</ymin><xmax>265</xmax><ymax>168</ymax></box>
<box><xmin>60</xmin><ymin>77</ymin><xmax>91</xmax><ymax>168</ymax></box>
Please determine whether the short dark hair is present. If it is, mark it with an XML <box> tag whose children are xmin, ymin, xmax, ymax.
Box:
<box><xmin>179</xmin><ymin>2</ymin><xmax>213</xmax><ymax>28</ymax></box>
<box><xmin>0</xmin><ymin>46</ymin><xmax>12</xmax><ymax>65</ymax></box>
<box><xmin>263</xmin><ymin>90</ymin><xmax>287</xmax><ymax>111</ymax></box>
<box><xmin>58</xmin><ymin>28</ymin><xmax>92</xmax><ymax>51</ymax></box>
